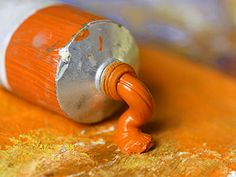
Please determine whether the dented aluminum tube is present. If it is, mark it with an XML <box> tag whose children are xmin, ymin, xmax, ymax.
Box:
<box><xmin>56</xmin><ymin>20</ymin><xmax>139</xmax><ymax>123</ymax></box>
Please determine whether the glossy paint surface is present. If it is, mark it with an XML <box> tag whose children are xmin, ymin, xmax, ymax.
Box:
<box><xmin>115</xmin><ymin>73</ymin><xmax>154</xmax><ymax>154</ymax></box>
<box><xmin>101</xmin><ymin>61</ymin><xmax>154</xmax><ymax>154</ymax></box>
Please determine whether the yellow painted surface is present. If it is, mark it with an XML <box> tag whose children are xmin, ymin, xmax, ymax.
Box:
<box><xmin>0</xmin><ymin>44</ymin><xmax>235</xmax><ymax>176</ymax></box>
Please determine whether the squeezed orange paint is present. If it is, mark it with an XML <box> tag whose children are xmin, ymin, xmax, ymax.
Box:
<box><xmin>115</xmin><ymin>74</ymin><xmax>154</xmax><ymax>154</ymax></box>
<box><xmin>6</xmin><ymin>5</ymin><xmax>103</xmax><ymax>114</ymax></box>
<box><xmin>102</xmin><ymin>62</ymin><xmax>154</xmax><ymax>154</ymax></box>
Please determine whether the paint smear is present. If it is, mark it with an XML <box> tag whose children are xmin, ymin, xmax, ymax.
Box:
<box><xmin>98</xmin><ymin>35</ymin><xmax>103</xmax><ymax>52</ymax></box>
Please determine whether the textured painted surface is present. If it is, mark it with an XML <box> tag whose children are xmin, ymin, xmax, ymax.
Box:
<box><xmin>0</xmin><ymin>44</ymin><xmax>236</xmax><ymax>176</ymax></box>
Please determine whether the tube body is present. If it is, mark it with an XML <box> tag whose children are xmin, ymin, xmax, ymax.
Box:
<box><xmin>0</xmin><ymin>0</ymin><xmax>139</xmax><ymax>123</ymax></box>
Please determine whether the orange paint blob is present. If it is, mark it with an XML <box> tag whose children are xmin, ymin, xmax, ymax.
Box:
<box><xmin>102</xmin><ymin>61</ymin><xmax>154</xmax><ymax>154</ymax></box>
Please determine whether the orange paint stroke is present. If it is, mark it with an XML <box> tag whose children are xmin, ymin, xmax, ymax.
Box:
<box><xmin>74</xmin><ymin>29</ymin><xmax>90</xmax><ymax>42</ymax></box>
<box><xmin>102</xmin><ymin>62</ymin><xmax>154</xmax><ymax>154</ymax></box>
<box><xmin>98</xmin><ymin>35</ymin><xmax>103</xmax><ymax>52</ymax></box>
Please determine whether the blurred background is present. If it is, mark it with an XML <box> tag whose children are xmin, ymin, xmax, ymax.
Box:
<box><xmin>62</xmin><ymin>0</ymin><xmax>236</xmax><ymax>77</ymax></box>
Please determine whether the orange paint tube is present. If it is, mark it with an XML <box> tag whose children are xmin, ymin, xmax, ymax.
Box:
<box><xmin>0</xmin><ymin>1</ymin><xmax>153</xmax><ymax>154</ymax></box>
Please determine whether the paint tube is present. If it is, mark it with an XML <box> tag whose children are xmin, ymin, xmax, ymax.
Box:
<box><xmin>0</xmin><ymin>0</ymin><xmax>139</xmax><ymax>123</ymax></box>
